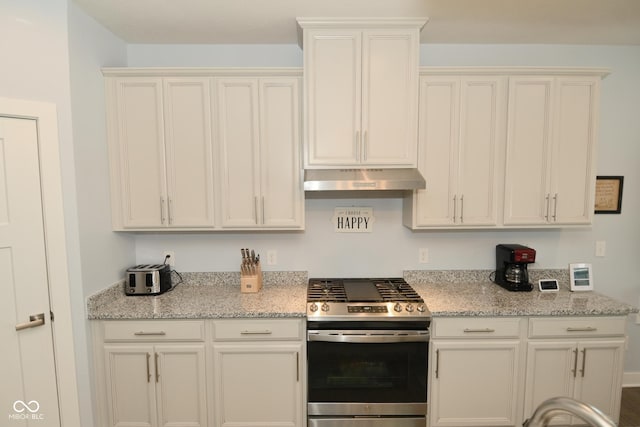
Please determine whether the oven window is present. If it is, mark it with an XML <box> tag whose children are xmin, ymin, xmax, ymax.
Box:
<box><xmin>307</xmin><ymin>341</ymin><xmax>427</xmax><ymax>403</ymax></box>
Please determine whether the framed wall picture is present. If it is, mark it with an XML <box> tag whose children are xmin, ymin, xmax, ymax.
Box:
<box><xmin>569</xmin><ymin>263</ymin><xmax>594</xmax><ymax>291</ymax></box>
<box><xmin>595</xmin><ymin>176</ymin><xmax>624</xmax><ymax>214</ymax></box>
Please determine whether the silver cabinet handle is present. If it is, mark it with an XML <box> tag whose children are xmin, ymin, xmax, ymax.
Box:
<box><xmin>552</xmin><ymin>193</ymin><xmax>558</xmax><ymax>221</ymax></box>
<box><xmin>296</xmin><ymin>351</ymin><xmax>300</xmax><ymax>382</ymax></box>
<box><xmin>240</xmin><ymin>330</ymin><xmax>273</xmax><ymax>335</ymax></box>
<box><xmin>463</xmin><ymin>328</ymin><xmax>496</xmax><ymax>333</ymax></box>
<box><xmin>134</xmin><ymin>331</ymin><xmax>167</xmax><ymax>336</ymax></box>
<box><xmin>435</xmin><ymin>349</ymin><xmax>440</xmax><ymax>379</ymax></box>
<box><xmin>168</xmin><ymin>197</ymin><xmax>173</xmax><ymax>225</ymax></box>
<box><xmin>355</xmin><ymin>131</ymin><xmax>361</xmax><ymax>162</ymax></box>
<box><xmin>580</xmin><ymin>348</ymin><xmax>587</xmax><ymax>377</ymax></box>
<box><xmin>15</xmin><ymin>313</ymin><xmax>45</xmax><ymax>331</ymax></box>
<box><xmin>545</xmin><ymin>194</ymin><xmax>550</xmax><ymax>222</ymax></box>
<box><xmin>453</xmin><ymin>196</ymin><xmax>457</xmax><ymax>224</ymax></box>
<box><xmin>572</xmin><ymin>348</ymin><xmax>578</xmax><ymax>377</ymax></box>
<box><xmin>254</xmin><ymin>196</ymin><xmax>259</xmax><ymax>225</ymax></box>
<box><xmin>566</xmin><ymin>327</ymin><xmax>597</xmax><ymax>332</ymax></box>
<box><xmin>155</xmin><ymin>352</ymin><xmax>160</xmax><ymax>383</ymax></box>
<box><xmin>160</xmin><ymin>197</ymin><xmax>166</xmax><ymax>224</ymax></box>
<box><xmin>363</xmin><ymin>130</ymin><xmax>368</xmax><ymax>161</ymax></box>
<box><xmin>460</xmin><ymin>195</ymin><xmax>464</xmax><ymax>224</ymax></box>
<box><xmin>146</xmin><ymin>353</ymin><xmax>151</xmax><ymax>383</ymax></box>
<box><xmin>261</xmin><ymin>196</ymin><xmax>265</xmax><ymax>225</ymax></box>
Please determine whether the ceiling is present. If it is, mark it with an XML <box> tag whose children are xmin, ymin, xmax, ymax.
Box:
<box><xmin>72</xmin><ymin>0</ymin><xmax>640</xmax><ymax>45</ymax></box>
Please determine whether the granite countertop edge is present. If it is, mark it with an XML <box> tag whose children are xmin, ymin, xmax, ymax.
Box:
<box><xmin>86</xmin><ymin>270</ymin><xmax>639</xmax><ymax>320</ymax></box>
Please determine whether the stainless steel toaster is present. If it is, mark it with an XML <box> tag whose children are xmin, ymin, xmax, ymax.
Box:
<box><xmin>125</xmin><ymin>264</ymin><xmax>172</xmax><ymax>295</ymax></box>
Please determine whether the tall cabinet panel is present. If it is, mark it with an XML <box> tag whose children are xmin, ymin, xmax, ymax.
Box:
<box><xmin>302</xmin><ymin>30</ymin><xmax>361</xmax><ymax>165</ymax></box>
<box><xmin>216</xmin><ymin>79</ymin><xmax>261</xmax><ymax>227</ymax></box>
<box><xmin>163</xmin><ymin>78</ymin><xmax>215</xmax><ymax>227</ymax></box>
<box><xmin>110</xmin><ymin>78</ymin><xmax>166</xmax><ymax>228</ymax></box>
<box><xmin>503</xmin><ymin>77</ymin><xmax>554</xmax><ymax>225</ymax></box>
<box><xmin>362</xmin><ymin>30</ymin><xmax>419</xmax><ymax>165</ymax></box>
<box><xmin>259</xmin><ymin>79</ymin><xmax>304</xmax><ymax>227</ymax></box>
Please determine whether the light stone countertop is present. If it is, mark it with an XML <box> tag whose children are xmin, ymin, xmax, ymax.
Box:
<box><xmin>87</xmin><ymin>270</ymin><xmax>638</xmax><ymax>320</ymax></box>
<box><xmin>405</xmin><ymin>269</ymin><xmax>639</xmax><ymax>317</ymax></box>
<box><xmin>87</xmin><ymin>271</ymin><xmax>308</xmax><ymax>320</ymax></box>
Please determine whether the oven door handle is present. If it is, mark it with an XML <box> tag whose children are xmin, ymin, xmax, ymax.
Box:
<box><xmin>307</xmin><ymin>331</ymin><xmax>429</xmax><ymax>343</ymax></box>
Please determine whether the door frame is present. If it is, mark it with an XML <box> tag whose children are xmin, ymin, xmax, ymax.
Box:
<box><xmin>0</xmin><ymin>97</ymin><xmax>81</xmax><ymax>426</ymax></box>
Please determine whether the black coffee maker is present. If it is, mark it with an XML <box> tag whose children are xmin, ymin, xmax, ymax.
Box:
<box><xmin>494</xmin><ymin>244</ymin><xmax>536</xmax><ymax>292</ymax></box>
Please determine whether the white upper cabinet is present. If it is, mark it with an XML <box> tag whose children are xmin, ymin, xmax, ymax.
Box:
<box><xmin>404</xmin><ymin>75</ymin><xmax>506</xmax><ymax>228</ymax></box>
<box><xmin>298</xmin><ymin>18</ymin><xmax>426</xmax><ymax>168</ymax></box>
<box><xmin>216</xmin><ymin>77</ymin><xmax>304</xmax><ymax>229</ymax></box>
<box><xmin>503</xmin><ymin>76</ymin><xmax>600</xmax><ymax>226</ymax></box>
<box><xmin>106</xmin><ymin>76</ymin><xmax>215</xmax><ymax>229</ymax></box>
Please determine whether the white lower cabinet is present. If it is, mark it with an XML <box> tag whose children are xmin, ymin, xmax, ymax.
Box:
<box><xmin>523</xmin><ymin>317</ymin><xmax>626</xmax><ymax>425</ymax></box>
<box><xmin>212</xmin><ymin>319</ymin><xmax>305</xmax><ymax>427</ymax></box>
<box><xmin>430</xmin><ymin>317</ymin><xmax>523</xmax><ymax>427</ymax></box>
<box><xmin>96</xmin><ymin>320</ymin><xmax>208</xmax><ymax>427</ymax></box>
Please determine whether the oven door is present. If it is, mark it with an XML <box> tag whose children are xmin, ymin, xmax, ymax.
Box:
<box><xmin>307</xmin><ymin>322</ymin><xmax>429</xmax><ymax>416</ymax></box>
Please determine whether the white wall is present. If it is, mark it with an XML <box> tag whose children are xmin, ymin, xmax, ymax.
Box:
<box><xmin>128</xmin><ymin>43</ymin><xmax>640</xmax><ymax>375</ymax></box>
<box><xmin>67</xmin><ymin>3</ymin><xmax>132</xmax><ymax>426</ymax></box>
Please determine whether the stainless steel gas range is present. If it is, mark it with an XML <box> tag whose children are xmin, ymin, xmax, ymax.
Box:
<box><xmin>306</xmin><ymin>278</ymin><xmax>431</xmax><ymax>427</ymax></box>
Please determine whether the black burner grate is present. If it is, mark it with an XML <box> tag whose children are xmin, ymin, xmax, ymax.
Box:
<box><xmin>374</xmin><ymin>278</ymin><xmax>423</xmax><ymax>302</ymax></box>
<box><xmin>307</xmin><ymin>278</ymin><xmax>423</xmax><ymax>303</ymax></box>
<box><xmin>307</xmin><ymin>279</ymin><xmax>347</xmax><ymax>302</ymax></box>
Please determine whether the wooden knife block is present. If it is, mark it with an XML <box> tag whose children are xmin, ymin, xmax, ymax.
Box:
<box><xmin>240</xmin><ymin>263</ymin><xmax>262</xmax><ymax>293</ymax></box>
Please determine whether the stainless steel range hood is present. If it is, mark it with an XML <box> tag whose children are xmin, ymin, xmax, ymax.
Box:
<box><xmin>304</xmin><ymin>168</ymin><xmax>426</xmax><ymax>191</ymax></box>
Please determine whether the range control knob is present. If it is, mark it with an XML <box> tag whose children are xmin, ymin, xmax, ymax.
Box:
<box><xmin>417</xmin><ymin>303</ymin><xmax>426</xmax><ymax>313</ymax></box>
<box><xmin>394</xmin><ymin>303</ymin><xmax>403</xmax><ymax>312</ymax></box>
<box><xmin>321</xmin><ymin>302</ymin><xmax>330</xmax><ymax>312</ymax></box>
<box><xmin>309</xmin><ymin>303</ymin><xmax>318</xmax><ymax>312</ymax></box>
<box><xmin>405</xmin><ymin>303</ymin><xmax>414</xmax><ymax>312</ymax></box>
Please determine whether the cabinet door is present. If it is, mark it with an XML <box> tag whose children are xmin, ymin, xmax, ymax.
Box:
<box><xmin>413</xmin><ymin>77</ymin><xmax>459</xmax><ymax>226</ymax></box>
<box><xmin>523</xmin><ymin>341</ymin><xmax>576</xmax><ymax>425</ymax></box>
<box><xmin>503</xmin><ymin>77</ymin><xmax>554</xmax><ymax>225</ymax></box>
<box><xmin>457</xmin><ymin>77</ymin><xmax>504</xmax><ymax>226</ymax></box>
<box><xmin>217</xmin><ymin>78</ymin><xmax>261</xmax><ymax>227</ymax></box>
<box><xmin>574</xmin><ymin>340</ymin><xmax>624</xmax><ymax>423</ymax></box>
<box><xmin>213</xmin><ymin>343</ymin><xmax>302</xmax><ymax>427</ymax></box>
<box><xmin>304</xmin><ymin>29</ymin><xmax>361</xmax><ymax>166</ymax></box>
<box><xmin>430</xmin><ymin>340</ymin><xmax>521</xmax><ymax>427</ymax></box>
<box><xmin>361</xmin><ymin>29</ymin><xmax>419</xmax><ymax>166</ymax></box>
<box><xmin>112</xmin><ymin>78</ymin><xmax>167</xmax><ymax>228</ymax></box>
<box><xmin>259</xmin><ymin>78</ymin><xmax>304</xmax><ymax>228</ymax></box>
<box><xmin>163</xmin><ymin>78</ymin><xmax>215</xmax><ymax>227</ymax></box>
<box><xmin>155</xmin><ymin>345</ymin><xmax>207</xmax><ymax>427</ymax></box>
<box><xmin>104</xmin><ymin>345</ymin><xmax>157</xmax><ymax>427</ymax></box>
<box><xmin>550</xmin><ymin>78</ymin><xmax>599</xmax><ymax>225</ymax></box>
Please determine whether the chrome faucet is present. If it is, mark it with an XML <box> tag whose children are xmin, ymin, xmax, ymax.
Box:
<box><xmin>523</xmin><ymin>397</ymin><xmax>616</xmax><ymax>427</ymax></box>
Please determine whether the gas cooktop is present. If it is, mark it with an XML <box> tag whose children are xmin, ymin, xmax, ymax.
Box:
<box><xmin>307</xmin><ymin>278</ymin><xmax>430</xmax><ymax>320</ymax></box>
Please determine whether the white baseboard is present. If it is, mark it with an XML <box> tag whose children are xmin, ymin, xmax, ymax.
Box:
<box><xmin>623</xmin><ymin>371</ymin><xmax>640</xmax><ymax>387</ymax></box>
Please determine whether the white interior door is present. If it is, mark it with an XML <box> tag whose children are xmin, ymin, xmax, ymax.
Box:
<box><xmin>0</xmin><ymin>116</ymin><xmax>60</xmax><ymax>425</ymax></box>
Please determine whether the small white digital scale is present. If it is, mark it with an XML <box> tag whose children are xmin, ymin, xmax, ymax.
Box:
<box><xmin>538</xmin><ymin>279</ymin><xmax>559</xmax><ymax>292</ymax></box>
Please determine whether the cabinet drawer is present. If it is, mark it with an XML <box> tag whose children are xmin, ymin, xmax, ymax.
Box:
<box><xmin>213</xmin><ymin>318</ymin><xmax>303</xmax><ymax>341</ymax></box>
<box><xmin>432</xmin><ymin>317</ymin><xmax>521</xmax><ymax>338</ymax></box>
<box><xmin>102</xmin><ymin>320</ymin><xmax>205</xmax><ymax>342</ymax></box>
<box><xmin>528</xmin><ymin>316</ymin><xmax>626</xmax><ymax>338</ymax></box>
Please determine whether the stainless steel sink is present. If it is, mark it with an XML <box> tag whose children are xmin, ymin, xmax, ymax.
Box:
<box><xmin>523</xmin><ymin>397</ymin><xmax>616</xmax><ymax>427</ymax></box>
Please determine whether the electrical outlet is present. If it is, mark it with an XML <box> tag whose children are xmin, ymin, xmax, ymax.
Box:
<box><xmin>163</xmin><ymin>251</ymin><xmax>175</xmax><ymax>267</ymax></box>
<box><xmin>267</xmin><ymin>250</ymin><xmax>277</xmax><ymax>266</ymax></box>
<box><xmin>595</xmin><ymin>241</ymin><xmax>606</xmax><ymax>257</ymax></box>
<box><xmin>419</xmin><ymin>248</ymin><xmax>429</xmax><ymax>264</ymax></box>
